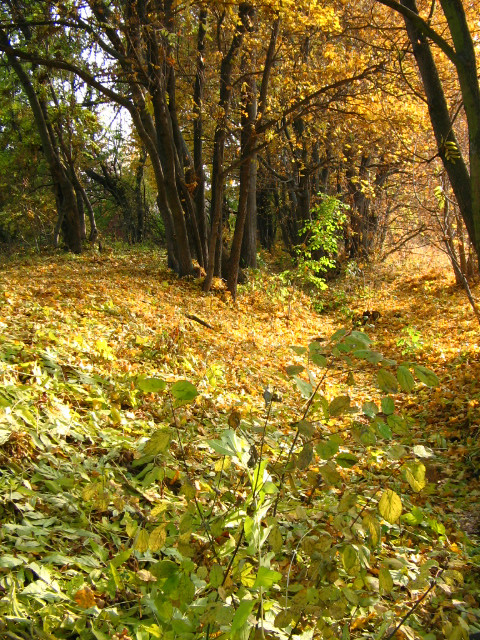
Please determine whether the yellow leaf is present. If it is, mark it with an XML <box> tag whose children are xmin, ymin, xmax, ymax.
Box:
<box><xmin>378</xmin><ymin>489</ymin><xmax>402</xmax><ymax>524</ymax></box>
<box><xmin>134</xmin><ymin>528</ymin><xmax>150</xmax><ymax>552</ymax></box>
<box><xmin>149</xmin><ymin>525</ymin><xmax>167</xmax><ymax>552</ymax></box>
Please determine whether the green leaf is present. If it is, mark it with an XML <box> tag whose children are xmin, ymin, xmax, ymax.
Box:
<box><xmin>209</xmin><ymin>563</ymin><xmax>224</xmax><ymax>588</ymax></box>
<box><xmin>296</xmin><ymin>442</ymin><xmax>313</xmax><ymax>469</ymax></box>
<box><xmin>342</xmin><ymin>545</ymin><xmax>358</xmax><ymax>571</ymax></box>
<box><xmin>377</xmin><ymin>369</ymin><xmax>398</xmax><ymax>393</ymax></box>
<box><xmin>293</xmin><ymin>376</ymin><xmax>313</xmax><ymax>398</ymax></box>
<box><xmin>144</xmin><ymin>429</ymin><xmax>171</xmax><ymax>455</ymax></box>
<box><xmin>290</xmin><ymin>345</ymin><xmax>307</xmax><ymax>355</ymax></box>
<box><xmin>286</xmin><ymin>364</ymin><xmax>305</xmax><ymax>377</ymax></box>
<box><xmin>412</xmin><ymin>365</ymin><xmax>439</xmax><ymax>387</ymax></box>
<box><xmin>268</xmin><ymin>526</ymin><xmax>283</xmax><ymax>553</ymax></box>
<box><xmin>136</xmin><ymin>376</ymin><xmax>166</xmax><ymax>393</ymax></box>
<box><xmin>253</xmin><ymin>566</ymin><xmax>282</xmax><ymax>589</ymax></box>
<box><xmin>375</xmin><ymin>420</ymin><xmax>392</xmax><ymax>440</ymax></box>
<box><xmin>231</xmin><ymin>599</ymin><xmax>256</xmax><ymax>632</ymax></box>
<box><xmin>362</xmin><ymin>401</ymin><xmax>378</xmax><ymax>418</ymax></box>
<box><xmin>297</xmin><ymin>420</ymin><xmax>315</xmax><ymax>437</ymax></box>
<box><xmin>0</xmin><ymin>554</ymin><xmax>24</xmax><ymax>568</ymax></box>
<box><xmin>379</xmin><ymin>567</ymin><xmax>394</xmax><ymax>593</ymax></box>
<box><xmin>353</xmin><ymin>349</ymin><xmax>383</xmax><ymax>364</ymax></box>
<box><xmin>402</xmin><ymin>506</ymin><xmax>424</xmax><ymax>525</ymax></box>
<box><xmin>149</xmin><ymin>525</ymin><xmax>167</xmax><ymax>552</ymax></box>
<box><xmin>378</xmin><ymin>489</ymin><xmax>402</xmax><ymax>524</ymax></box>
<box><xmin>397</xmin><ymin>366</ymin><xmax>415</xmax><ymax>392</ymax></box>
<box><xmin>336</xmin><ymin>452</ymin><xmax>358</xmax><ymax>468</ymax></box>
<box><xmin>170</xmin><ymin>380</ymin><xmax>198</xmax><ymax>403</ymax></box>
<box><xmin>311</xmin><ymin>352</ymin><xmax>327</xmax><ymax>367</ymax></box>
<box><xmin>319</xmin><ymin>462</ymin><xmax>342</xmax><ymax>486</ymax></box>
<box><xmin>381</xmin><ymin>396</ymin><xmax>395</xmax><ymax>415</ymax></box>
<box><xmin>387</xmin><ymin>414</ymin><xmax>409</xmax><ymax>435</ymax></box>
<box><xmin>329</xmin><ymin>395</ymin><xmax>351</xmax><ymax>416</ymax></box>
<box><xmin>316</xmin><ymin>436</ymin><xmax>341</xmax><ymax>460</ymax></box>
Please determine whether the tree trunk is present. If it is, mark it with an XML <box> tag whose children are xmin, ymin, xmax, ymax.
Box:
<box><xmin>0</xmin><ymin>28</ymin><xmax>82</xmax><ymax>253</ymax></box>
<box><xmin>203</xmin><ymin>4</ymin><xmax>253</xmax><ymax>292</ymax></box>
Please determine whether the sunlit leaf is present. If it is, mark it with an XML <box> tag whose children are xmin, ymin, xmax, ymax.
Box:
<box><xmin>377</xmin><ymin>369</ymin><xmax>398</xmax><ymax>393</ymax></box>
<box><xmin>378</xmin><ymin>489</ymin><xmax>402</xmax><ymax>523</ymax></box>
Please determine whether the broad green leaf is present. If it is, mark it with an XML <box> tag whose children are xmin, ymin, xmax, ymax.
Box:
<box><xmin>345</xmin><ymin>331</ymin><xmax>372</xmax><ymax>349</ymax></box>
<box><xmin>375</xmin><ymin>420</ymin><xmax>392</xmax><ymax>440</ymax></box>
<box><xmin>378</xmin><ymin>489</ymin><xmax>402</xmax><ymax>524</ymax></box>
<box><xmin>296</xmin><ymin>442</ymin><xmax>313</xmax><ymax>469</ymax></box>
<box><xmin>136</xmin><ymin>377</ymin><xmax>166</xmax><ymax>393</ymax></box>
<box><xmin>329</xmin><ymin>395</ymin><xmax>351</xmax><ymax>416</ymax></box>
<box><xmin>428</xmin><ymin>518</ymin><xmax>446</xmax><ymax>535</ymax></box>
<box><xmin>379</xmin><ymin>567</ymin><xmax>394</xmax><ymax>593</ymax></box>
<box><xmin>110</xmin><ymin>549</ymin><xmax>132</xmax><ymax>569</ymax></box>
<box><xmin>209</xmin><ymin>563</ymin><xmax>224</xmax><ymax>588</ymax></box>
<box><xmin>342</xmin><ymin>586</ymin><xmax>359</xmax><ymax>605</ymax></box>
<box><xmin>293</xmin><ymin>376</ymin><xmax>313</xmax><ymax>398</ymax></box>
<box><xmin>342</xmin><ymin>545</ymin><xmax>358</xmax><ymax>571</ymax></box>
<box><xmin>297</xmin><ymin>420</ymin><xmax>315</xmax><ymax>437</ymax></box>
<box><xmin>309</xmin><ymin>340</ymin><xmax>324</xmax><ymax>354</ymax></box>
<box><xmin>336</xmin><ymin>452</ymin><xmax>358</xmax><ymax>468</ymax></box>
<box><xmin>377</xmin><ymin>369</ymin><xmax>398</xmax><ymax>394</ymax></box>
<box><xmin>338</xmin><ymin>491</ymin><xmax>357</xmax><ymax>513</ymax></box>
<box><xmin>285</xmin><ymin>364</ymin><xmax>305</xmax><ymax>377</ymax></box>
<box><xmin>353</xmin><ymin>349</ymin><xmax>383</xmax><ymax>364</ymax></box>
<box><xmin>253</xmin><ymin>566</ymin><xmax>282</xmax><ymax>589</ymax></box>
<box><xmin>0</xmin><ymin>554</ymin><xmax>24</xmax><ymax>568</ymax></box>
<box><xmin>290</xmin><ymin>345</ymin><xmax>307</xmax><ymax>355</ymax></box>
<box><xmin>402</xmin><ymin>506</ymin><xmax>424</xmax><ymax>525</ymax></box>
<box><xmin>412</xmin><ymin>365</ymin><xmax>439</xmax><ymax>387</ymax></box>
<box><xmin>268</xmin><ymin>526</ymin><xmax>283</xmax><ymax>553</ymax></box>
<box><xmin>311</xmin><ymin>353</ymin><xmax>327</xmax><ymax>367</ymax></box>
<box><xmin>170</xmin><ymin>380</ymin><xmax>198</xmax><ymax>403</ymax></box>
<box><xmin>144</xmin><ymin>429</ymin><xmax>171</xmax><ymax>455</ymax></box>
<box><xmin>387</xmin><ymin>414</ymin><xmax>409</xmax><ymax>435</ymax></box>
<box><xmin>403</xmin><ymin>461</ymin><xmax>426</xmax><ymax>492</ymax></box>
<box><xmin>231</xmin><ymin>599</ymin><xmax>256</xmax><ymax>632</ymax></box>
<box><xmin>397</xmin><ymin>366</ymin><xmax>415</xmax><ymax>392</ymax></box>
<box><xmin>362</xmin><ymin>401</ymin><xmax>378</xmax><ymax>418</ymax></box>
<box><xmin>381</xmin><ymin>396</ymin><xmax>395</xmax><ymax>415</ymax></box>
<box><xmin>316</xmin><ymin>435</ymin><xmax>341</xmax><ymax>460</ymax></box>
<box><xmin>319</xmin><ymin>462</ymin><xmax>342</xmax><ymax>486</ymax></box>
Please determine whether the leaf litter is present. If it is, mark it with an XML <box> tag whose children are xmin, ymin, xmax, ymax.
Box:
<box><xmin>0</xmin><ymin>248</ymin><xmax>478</xmax><ymax>639</ymax></box>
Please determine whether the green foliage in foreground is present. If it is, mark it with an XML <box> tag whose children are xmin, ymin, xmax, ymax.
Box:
<box><xmin>0</xmin><ymin>322</ymin><xmax>474</xmax><ymax>640</ymax></box>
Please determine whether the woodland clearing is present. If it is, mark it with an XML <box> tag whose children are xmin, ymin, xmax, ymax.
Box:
<box><xmin>0</xmin><ymin>247</ymin><xmax>479</xmax><ymax>640</ymax></box>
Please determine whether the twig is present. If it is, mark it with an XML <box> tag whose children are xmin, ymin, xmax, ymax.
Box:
<box><xmin>184</xmin><ymin>313</ymin><xmax>215</xmax><ymax>330</ymax></box>
<box><xmin>384</xmin><ymin>569</ymin><xmax>443</xmax><ymax>640</ymax></box>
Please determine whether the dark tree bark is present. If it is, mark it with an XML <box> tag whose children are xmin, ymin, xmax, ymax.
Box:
<box><xmin>193</xmin><ymin>8</ymin><xmax>208</xmax><ymax>266</ymax></box>
<box><xmin>203</xmin><ymin>3</ymin><xmax>254</xmax><ymax>292</ymax></box>
<box><xmin>377</xmin><ymin>0</ymin><xmax>480</xmax><ymax>264</ymax></box>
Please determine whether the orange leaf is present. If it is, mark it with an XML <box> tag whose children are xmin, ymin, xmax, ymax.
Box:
<box><xmin>74</xmin><ymin>587</ymin><xmax>96</xmax><ymax>609</ymax></box>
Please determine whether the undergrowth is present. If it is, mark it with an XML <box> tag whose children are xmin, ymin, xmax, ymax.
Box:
<box><xmin>0</xmin><ymin>249</ymin><xmax>479</xmax><ymax>640</ymax></box>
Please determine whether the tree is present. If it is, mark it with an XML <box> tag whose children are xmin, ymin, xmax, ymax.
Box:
<box><xmin>375</xmin><ymin>0</ymin><xmax>480</xmax><ymax>266</ymax></box>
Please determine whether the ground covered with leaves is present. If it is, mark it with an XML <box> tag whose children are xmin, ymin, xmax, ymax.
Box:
<box><xmin>0</xmin><ymin>248</ymin><xmax>479</xmax><ymax>640</ymax></box>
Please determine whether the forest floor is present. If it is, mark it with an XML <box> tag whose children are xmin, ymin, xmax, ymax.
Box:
<box><xmin>0</xmin><ymin>246</ymin><xmax>479</xmax><ymax>640</ymax></box>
